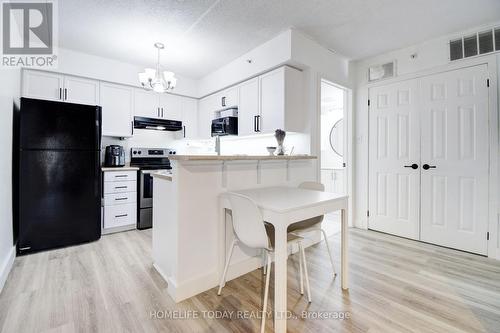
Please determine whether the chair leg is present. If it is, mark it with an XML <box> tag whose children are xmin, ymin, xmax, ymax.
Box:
<box><xmin>218</xmin><ymin>239</ymin><xmax>236</xmax><ymax>295</ymax></box>
<box><xmin>299</xmin><ymin>247</ymin><xmax>304</xmax><ymax>295</ymax></box>
<box><xmin>299</xmin><ymin>242</ymin><xmax>312</xmax><ymax>303</ymax></box>
<box><xmin>321</xmin><ymin>229</ymin><xmax>337</xmax><ymax>277</ymax></box>
<box><xmin>261</xmin><ymin>252</ymin><xmax>272</xmax><ymax>333</ymax></box>
<box><xmin>262</xmin><ymin>250</ymin><xmax>267</xmax><ymax>275</ymax></box>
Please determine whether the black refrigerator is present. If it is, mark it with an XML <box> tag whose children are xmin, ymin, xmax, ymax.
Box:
<box><xmin>15</xmin><ymin>98</ymin><xmax>102</xmax><ymax>255</ymax></box>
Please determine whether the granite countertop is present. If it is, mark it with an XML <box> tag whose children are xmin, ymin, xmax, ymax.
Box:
<box><xmin>168</xmin><ymin>154</ymin><xmax>317</xmax><ymax>161</ymax></box>
<box><xmin>101</xmin><ymin>165</ymin><xmax>140</xmax><ymax>171</ymax></box>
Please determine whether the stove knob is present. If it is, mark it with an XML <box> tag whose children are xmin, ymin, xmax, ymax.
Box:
<box><xmin>138</xmin><ymin>151</ymin><xmax>142</xmax><ymax>155</ymax></box>
<box><xmin>173</xmin><ymin>151</ymin><xmax>176</xmax><ymax>154</ymax></box>
<box><xmin>133</xmin><ymin>151</ymin><xmax>137</xmax><ymax>155</ymax></box>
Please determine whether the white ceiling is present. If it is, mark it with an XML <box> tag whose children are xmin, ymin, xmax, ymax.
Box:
<box><xmin>59</xmin><ymin>0</ymin><xmax>500</xmax><ymax>78</ymax></box>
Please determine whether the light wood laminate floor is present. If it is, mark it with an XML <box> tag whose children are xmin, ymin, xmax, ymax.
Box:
<box><xmin>1</xmin><ymin>228</ymin><xmax>500</xmax><ymax>333</ymax></box>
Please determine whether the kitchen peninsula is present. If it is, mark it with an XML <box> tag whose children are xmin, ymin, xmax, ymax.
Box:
<box><xmin>151</xmin><ymin>154</ymin><xmax>317</xmax><ymax>302</ymax></box>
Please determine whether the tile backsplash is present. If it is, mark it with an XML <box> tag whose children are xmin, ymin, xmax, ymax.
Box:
<box><xmin>101</xmin><ymin>130</ymin><xmax>311</xmax><ymax>164</ymax></box>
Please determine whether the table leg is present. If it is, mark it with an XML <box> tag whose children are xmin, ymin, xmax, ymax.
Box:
<box><xmin>273</xmin><ymin>219</ymin><xmax>288</xmax><ymax>333</ymax></box>
<box><xmin>341</xmin><ymin>208</ymin><xmax>348</xmax><ymax>289</ymax></box>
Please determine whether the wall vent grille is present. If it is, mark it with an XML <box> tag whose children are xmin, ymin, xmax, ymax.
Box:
<box><xmin>368</xmin><ymin>61</ymin><xmax>395</xmax><ymax>82</ymax></box>
<box><xmin>450</xmin><ymin>27</ymin><xmax>500</xmax><ymax>61</ymax></box>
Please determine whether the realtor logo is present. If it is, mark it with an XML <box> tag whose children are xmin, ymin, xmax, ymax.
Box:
<box><xmin>1</xmin><ymin>0</ymin><xmax>58</xmax><ymax>67</ymax></box>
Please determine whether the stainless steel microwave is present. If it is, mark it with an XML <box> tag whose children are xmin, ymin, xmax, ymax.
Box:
<box><xmin>211</xmin><ymin>116</ymin><xmax>238</xmax><ymax>136</ymax></box>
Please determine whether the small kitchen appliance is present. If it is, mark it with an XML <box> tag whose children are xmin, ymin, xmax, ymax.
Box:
<box><xmin>104</xmin><ymin>145</ymin><xmax>125</xmax><ymax>167</ymax></box>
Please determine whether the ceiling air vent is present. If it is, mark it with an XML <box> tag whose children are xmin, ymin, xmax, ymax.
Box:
<box><xmin>496</xmin><ymin>28</ymin><xmax>500</xmax><ymax>51</ymax></box>
<box><xmin>479</xmin><ymin>30</ymin><xmax>494</xmax><ymax>54</ymax></box>
<box><xmin>368</xmin><ymin>61</ymin><xmax>395</xmax><ymax>82</ymax></box>
<box><xmin>450</xmin><ymin>26</ymin><xmax>500</xmax><ymax>61</ymax></box>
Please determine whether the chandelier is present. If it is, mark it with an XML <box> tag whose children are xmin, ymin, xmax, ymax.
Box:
<box><xmin>138</xmin><ymin>42</ymin><xmax>177</xmax><ymax>93</ymax></box>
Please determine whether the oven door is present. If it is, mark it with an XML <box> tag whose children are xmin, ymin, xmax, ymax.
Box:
<box><xmin>140</xmin><ymin>170</ymin><xmax>155</xmax><ymax>208</ymax></box>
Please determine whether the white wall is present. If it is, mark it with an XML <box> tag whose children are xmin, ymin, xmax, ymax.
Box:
<box><xmin>351</xmin><ymin>22</ymin><xmax>500</xmax><ymax>233</ymax></box>
<box><xmin>54</xmin><ymin>48</ymin><xmax>199</xmax><ymax>98</ymax></box>
<box><xmin>0</xmin><ymin>68</ymin><xmax>20</xmax><ymax>292</ymax></box>
<box><xmin>197</xmin><ymin>31</ymin><xmax>292</xmax><ymax>97</ymax></box>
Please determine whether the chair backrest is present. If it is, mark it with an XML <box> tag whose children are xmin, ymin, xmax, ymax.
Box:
<box><xmin>299</xmin><ymin>181</ymin><xmax>325</xmax><ymax>192</ymax></box>
<box><xmin>227</xmin><ymin>192</ymin><xmax>270</xmax><ymax>250</ymax></box>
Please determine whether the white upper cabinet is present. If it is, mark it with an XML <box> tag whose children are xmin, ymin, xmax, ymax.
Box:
<box><xmin>22</xmin><ymin>70</ymin><xmax>99</xmax><ymax>105</ymax></box>
<box><xmin>238</xmin><ymin>78</ymin><xmax>260</xmax><ymax>136</ymax></box>
<box><xmin>259</xmin><ymin>66</ymin><xmax>303</xmax><ymax>133</ymax></box>
<box><xmin>198</xmin><ymin>95</ymin><xmax>217</xmax><ymax>138</ymax></box>
<box><xmin>178</xmin><ymin>97</ymin><xmax>198</xmax><ymax>139</ymax></box>
<box><xmin>159</xmin><ymin>93</ymin><xmax>182</xmax><ymax>120</ymax></box>
<box><xmin>100</xmin><ymin>82</ymin><xmax>134</xmax><ymax>137</ymax></box>
<box><xmin>134</xmin><ymin>89</ymin><xmax>183</xmax><ymax>120</ymax></box>
<box><xmin>134</xmin><ymin>89</ymin><xmax>161</xmax><ymax>118</ymax></box>
<box><xmin>63</xmin><ymin>75</ymin><xmax>99</xmax><ymax>105</ymax></box>
<box><xmin>22</xmin><ymin>70</ymin><xmax>64</xmax><ymax>102</ymax></box>
<box><xmin>218</xmin><ymin>86</ymin><xmax>239</xmax><ymax>109</ymax></box>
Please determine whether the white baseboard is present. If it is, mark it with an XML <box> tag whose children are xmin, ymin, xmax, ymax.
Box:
<box><xmin>0</xmin><ymin>245</ymin><xmax>15</xmax><ymax>293</ymax></box>
<box><xmin>154</xmin><ymin>238</ymin><xmax>329</xmax><ymax>303</ymax></box>
<box><xmin>153</xmin><ymin>263</ymin><xmax>220</xmax><ymax>303</ymax></box>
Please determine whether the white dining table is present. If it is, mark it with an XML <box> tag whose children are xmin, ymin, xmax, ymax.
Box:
<box><xmin>220</xmin><ymin>186</ymin><xmax>348</xmax><ymax>333</ymax></box>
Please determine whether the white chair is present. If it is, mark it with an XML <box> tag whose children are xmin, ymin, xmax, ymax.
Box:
<box><xmin>288</xmin><ymin>182</ymin><xmax>336</xmax><ymax>277</ymax></box>
<box><xmin>218</xmin><ymin>192</ymin><xmax>311</xmax><ymax>333</ymax></box>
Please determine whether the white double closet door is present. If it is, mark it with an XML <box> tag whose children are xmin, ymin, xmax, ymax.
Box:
<box><xmin>369</xmin><ymin>64</ymin><xmax>489</xmax><ymax>255</ymax></box>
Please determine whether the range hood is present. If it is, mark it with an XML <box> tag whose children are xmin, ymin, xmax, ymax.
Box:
<box><xmin>133</xmin><ymin>116</ymin><xmax>182</xmax><ymax>131</ymax></box>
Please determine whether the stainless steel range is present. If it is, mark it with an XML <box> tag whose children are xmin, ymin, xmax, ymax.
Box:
<box><xmin>130</xmin><ymin>148</ymin><xmax>176</xmax><ymax>229</ymax></box>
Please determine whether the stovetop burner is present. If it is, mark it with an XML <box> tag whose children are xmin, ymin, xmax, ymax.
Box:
<box><xmin>130</xmin><ymin>147</ymin><xmax>175</xmax><ymax>169</ymax></box>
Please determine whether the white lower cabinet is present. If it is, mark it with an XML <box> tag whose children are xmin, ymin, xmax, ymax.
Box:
<box><xmin>104</xmin><ymin>203</ymin><xmax>137</xmax><ymax>229</ymax></box>
<box><xmin>102</xmin><ymin>170</ymin><xmax>137</xmax><ymax>233</ymax></box>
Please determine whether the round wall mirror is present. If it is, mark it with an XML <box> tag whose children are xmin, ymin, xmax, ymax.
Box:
<box><xmin>329</xmin><ymin>119</ymin><xmax>344</xmax><ymax>157</ymax></box>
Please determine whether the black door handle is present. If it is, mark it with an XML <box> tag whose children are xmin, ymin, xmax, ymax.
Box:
<box><xmin>404</xmin><ymin>164</ymin><xmax>418</xmax><ymax>169</ymax></box>
<box><xmin>422</xmin><ymin>164</ymin><xmax>436</xmax><ymax>170</ymax></box>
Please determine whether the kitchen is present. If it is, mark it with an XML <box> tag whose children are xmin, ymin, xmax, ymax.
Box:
<box><xmin>2</xmin><ymin>1</ymin><xmax>500</xmax><ymax>333</ymax></box>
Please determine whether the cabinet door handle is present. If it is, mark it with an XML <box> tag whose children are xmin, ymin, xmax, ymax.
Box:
<box><xmin>115</xmin><ymin>186</ymin><xmax>127</xmax><ymax>189</ymax></box>
<box><xmin>422</xmin><ymin>164</ymin><xmax>436</xmax><ymax>170</ymax></box>
<box><xmin>115</xmin><ymin>214</ymin><xmax>128</xmax><ymax>218</ymax></box>
<box><xmin>131</xmin><ymin>121</ymin><xmax>134</xmax><ymax>136</ymax></box>
<box><xmin>256</xmin><ymin>115</ymin><xmax>261</xmax><ymax>132</ymax></box>
<box><xmin>59</xmin><ymin>88</ymin><xmax>62</xmax><ymax>100</ymax></box>
<box><xmin>404</xmin><ymin>164</ymin><xmax>419</xmax><ymax>169</ymax></box>
<box><xmin>64</xmin><ymin>88</ymin><xmax>67</xmax><ymax>100</ymax></box>
<box><xmin>114</xmin><ymin>175</ymin><xmax>128</xmax><ymax>178</ymax></box>
<box><xmin>115</xmin><ymin>197</ymin><xmax>128</xmax><ymax>201</ymax></box>
<box><xmin>222</xmin><ymin>96</ymin><xmax>226</xmax><ymax>107</ymax></box>
<box><xmin>254</xmin><ymin>115</ymin><xmax>258</xmax><ymax>132</ymax></box>
<box><xmin>162</xmin><ymin>108</ymin><xmax>164</xmax><ymax>118</ymax></box>
<box><xmin>183</xmin><ymin>125</ymin><xmax>186</xmax><ymax>138</ymax></box>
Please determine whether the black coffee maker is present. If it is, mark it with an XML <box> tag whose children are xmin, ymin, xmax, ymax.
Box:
<box><xmin>104</xmin><ymin>145</ymin><xmax>125</xmax><ymax>167</ymax></box>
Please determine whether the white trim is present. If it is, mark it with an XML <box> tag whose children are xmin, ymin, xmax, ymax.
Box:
<box><xmin>366</xmin><ymin>55</ymin><xmax>499</xmax><ymax>259</ymax></box>
<box><xmin>0</xmin><ymin>246</ymin><xmax>16</xmax><ymax>293</ymax></box>
<box><xmin>156</xmin><ymin>234</ymin><xmax>325</xmax><ymax>303</ymax></box>
<box><xmin>487</xmin><ymin>59</ymin><xmax>499</xmax><ymax>260</ymax></box>
<box><xmin>318</xmin><ymin>77</ymin><xmax>354</xmax><ymax>228</ymax></box>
